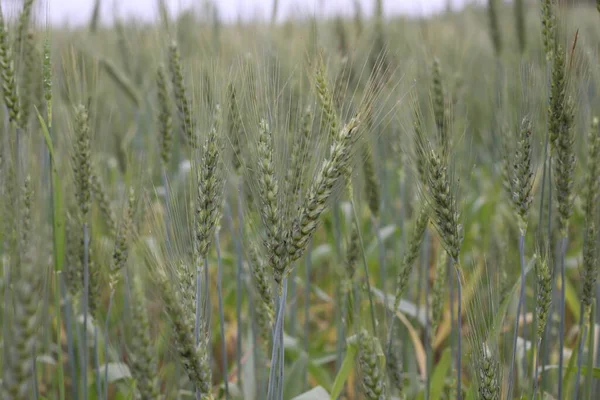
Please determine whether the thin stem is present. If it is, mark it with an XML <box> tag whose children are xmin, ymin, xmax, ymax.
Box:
<box><xmin>448</xmin><ymin>256</ymin><xmax>455</xmax><ymax>377</ymax></box>
<box><xmin>2</xmin><ymin>262</ymin><xmax>11</xmax><ymax>380</ymax></box>
<box><xmin>216</xmin><ymin>228</ymin><xmax>230</xmax><ymax>399</ymax></box>
<box><xmin>32</xmin><ymin>345</ymin><xmax>39</xmax><ymax>400</ymax></box>
<box><xmin>423</xmin><ymin>229</ymin><xmax>431</xmax><ymax>400</ymax></box>
<box><xmin>351</xmin><ymin>200</ymin><xmax>377</xmax><ymax>334</ymax></box>
<box><xmin>508</xmin><ymin>233</ymin><xmax>527</xmax><ymax>398</ymax></box>
<box><xmin>194</xmin><ymin>255</ymin><xmax>206</xmax><ymax>400</ymax></box>
<box><xmin>235</xmin><ymin>182</ymin><xmax>244</xmax><ymax>388</ymax></box>
<box><xmin>60</xmin><ymin>276</ymin><xmax>78</xmax><ymax>400</ymax></box>
<box><xmin>584</xmin><ymin>304</ymin><xmax>595</xmax><ymax>400</ymax></box>
<box><xmin>332</xmin><ymin>202</ymin><xmax>344</xmax><ymax>371</ymax></box>
<box><xmin>595</xmin><ymin>285</ymin><xmax>600</xmax><ymax>395</ymax></box>
<box><xmin>278</xmin><ymin>283</ymin><xmax>285</xmax><ymax>400</ymax></box>
<box><xmin>289</xmin><ymin>268</ymin><xmax>297</xmax><ymax>335</ymax></box>
<box><xmin>454</xmin><ymin>264</ymin><xmax>462</xmax><ymax>400</ymax></box>
<box><xmin>532</xmin><ymin>338</ymin><xmax>542</xmax><ymax>399</ymax></box>
<box><xmin>304</xmin><ymin>240</ymin><xmax>312</xmax><ymax>390</ymax></box>
<box><xmin>246</xmin><ymin>276</ymin><xmax>261</xmax><ymax>398</ymax></box>
<box><xmin>267</xmin><ymin>278</ymin><xmax>288</xmax><ymax>400</ymax></box>
<box><xmin>103</xmin><ymin>293</ymin><xmax>114</xmax><ymax>400</ymax></box>
<box><xmin>574</xmin><ymin>303</ymin><xmax>587</xmax><ymax>400</ymax></box>
<box><xmin>558</xmin><ymin>235</ymin><xmax>568</xmax><ymax>398</ymax></box>
<box><xmin>82</xmin><ymin>222</ymin><xmax>89</xmax><ymax>400</ymax></box>
<box><xmin>94</xmin><ymin>325</ymin><xmax>101</xmax><ymax>400</ymax></box>
<box><xmin>54</xmin><ymin>272</ymin><xmax>66</xmax><ymax>400</ymax></box>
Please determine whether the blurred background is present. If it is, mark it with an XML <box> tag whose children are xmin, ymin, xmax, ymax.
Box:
<box><xmin>1</xmin><ymin>0</ymin><xmax>482</xmax><ymax>24</ymax></box>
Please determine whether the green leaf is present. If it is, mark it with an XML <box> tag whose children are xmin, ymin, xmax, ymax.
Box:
<box><xmin>579</xmin><ymin>365</ymin><xmax>600</xmax><ymax>379</ymax></box>
<box><xmin>307</xmin><ymin>360</ymin><xmax>334</xmax><ymax>390</ymax></box>
<box><xmin>284</xmin><ymin>352</ymin><xmax>309</xmax><ymax>399</ymax></box>
<box><xmin>465</xmin><ymin>384</ymin><xmax>476</xmax><ymax>400</ymax></box>
<box><xmin>329</xmin><ymin>342</ymin><xmax>357</xmax><ymax>400</ymax></box>
<box><xmin>36</xmin><ymin>106</ymin><xmax>65</xmax><ymax>273</ymax></box>
<box><xmin>283</xmin><ymin>336</ymin><xmax>333</xmax><ymax>390</ymax></box>
<box><xmin>430</xmin><ymin>348</ymin><xmax>451</xmax><ymax>400</ymax></box>
<box><xmin>292</xmin><ymin>386</ymin><xmax>330</xmax><ymax>400</ymax></box>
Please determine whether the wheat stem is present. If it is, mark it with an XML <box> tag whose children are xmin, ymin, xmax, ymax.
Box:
<box><xmin>60</xmin><ymin>276</ymin><xmax>79</xmax><ymax>400</ymax></box>
<box><xmin>215</xmin><ymin>227</ymin><xmax>230</xmax><ymax>399</ymax></box>
<box><xmin>235</xmin><ymin>185</ymin><xmax>244</xmax><ymax>387</ymax></box>
<box><xmin>419</xmin><ymin>229</ymin><xmax>431</xmax><ymax>400</ymax></box>
<box><xmin>267</xmin><ymin>278</ymin><xmax>288</xmax><ymax>400</ymax></box>
<box><xmin>454</xmin><ymin>262</ymin><xmax>462</xmax><ymax>400</ymax></box>
<box><xmin>507</xmin><ymin>233</ymin><xmax>527</xmax><ymax>397</ymax></box>
<box><xmin>558</xmin><ymin>235</ymin><xmax>568</xmax><ymax>398</ymax></box>
<box><xmin>82</xmin><ymin>223</ymin><xmax>90</xmax><ymax>400</ymax></box>
<box><xmin>54</xmin><ymin>271</ymin><xmax>66</xmax><ymax>400</ymax></box>
<box><xmin>303</xmin><ymin>239</ymin><xmax>312</xmax><ymax>390</ymax></box>
<box><xmin>574</xmin><ymin>304</ymin><xmax>588</xmax><ymax>400</ymax></box>
<box><xmin>333</xmin><ymin>203</ymin><xmax>344</xmax><ymax>371</ymax></box>
<box><xmin>584</xmin><ymin>305</ymin><xmax>595</xmax><ymax>399</ymax></box>
<box><xmin>350</xmin><ymin>198</ymin><xmax>377</xmax><ymax>334</ymax></box>
<box><xmin>103</xmin><ymin>293</ymin><xmax>114</xmax><ymax>400</ymax></box>
<box><xmin>93</xmin><ymin>323</ymin><xmax>101</xmax><ymax>400</ymax></box>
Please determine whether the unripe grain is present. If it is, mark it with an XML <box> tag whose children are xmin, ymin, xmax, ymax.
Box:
<box><xmin>73</xmin><ymin>105</ymin><xmax>92</xmax><ymax>219</ymax></box>
<box><xmin>0</xmin><ymin>6</ymin><xmax>21</xmax><ymax>127</ymax></box>
<box><xmin>156</xmin><ymin>65</ymin><xmax>173</xmax><ymax>167</ymax></box>
<box><xmin>535</xmin><ymin>255</ymin><xmax>552</xmax><ymax>339</ymax></box>
<box><xmin>195</xmin><ymin>105</ymin><xmax>224</xmax><ymax>261</ymax></box>
<box><xmin>357</xmin><ymin>329</ymin><xmax>388</xmax><ymax>400</ymax></box>
<box><xmin>287</xmin><ymin>117</ymin><xmax>361</xmax><ymax>271</ymax></box>
<box><xmin>168</xmin><ymin>42</ymin><xmax>197</xmax><ymax>149</ymax></box>
<box><xmin>393</xmin><ymin>207</ymin><xmax>428</xmax><ymax>311</ymax></box>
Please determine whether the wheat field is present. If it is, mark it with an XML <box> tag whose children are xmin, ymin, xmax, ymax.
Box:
<box><xmin>1</xmin><ymin>0</ymin><xmax>600</xmax><ymax>399</ymax></box>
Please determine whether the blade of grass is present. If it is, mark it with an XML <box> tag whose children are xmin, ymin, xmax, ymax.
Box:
<box><xmin>329</xmin><ymin>339</ymin><xmax>358</xmax><ymax>400</ymax></box>
<box><xmin>304</xmin><ymin>239</ymin><xmax>312</xmax><ymax>391</ymax></box>
<box><xmin>82</xmin><ymin>223</ymin><xmax>90</xmax><ymax>400</ymax></box>
<box><xmin>350</xmin><ymin>199</ymin><xmax>377</xmax><ymax>334</ymax></box>
<box><xmin>584</xmin><ymin>303</ymin><xmax>595</xmax><ymax>399</ymax></box>
<box><xmin>508</xmin><ymin>233</ymin><xmax>527</xmax><ymax>398</ymax></box>
<box><xmin>558</xmin><ymin>235</ymin><xmax>568</xmax><ymax>398</ymax></box>
<box><xmin>419</xmin><ymin>348</ymin><xmax>451</xmax><ymax>400</ymax></box>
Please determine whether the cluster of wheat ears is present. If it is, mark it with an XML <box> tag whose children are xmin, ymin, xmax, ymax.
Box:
<box><xmin>1</xmin><ymin>0</ymin><xmax>600</xmax><ymax>399</ymax></box>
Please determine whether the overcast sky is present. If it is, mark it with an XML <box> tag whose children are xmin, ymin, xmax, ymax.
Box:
<box><xmin>1</xmin><ymin>0</ymin><xmax>478</xmax><ymax>25</ymax></box>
